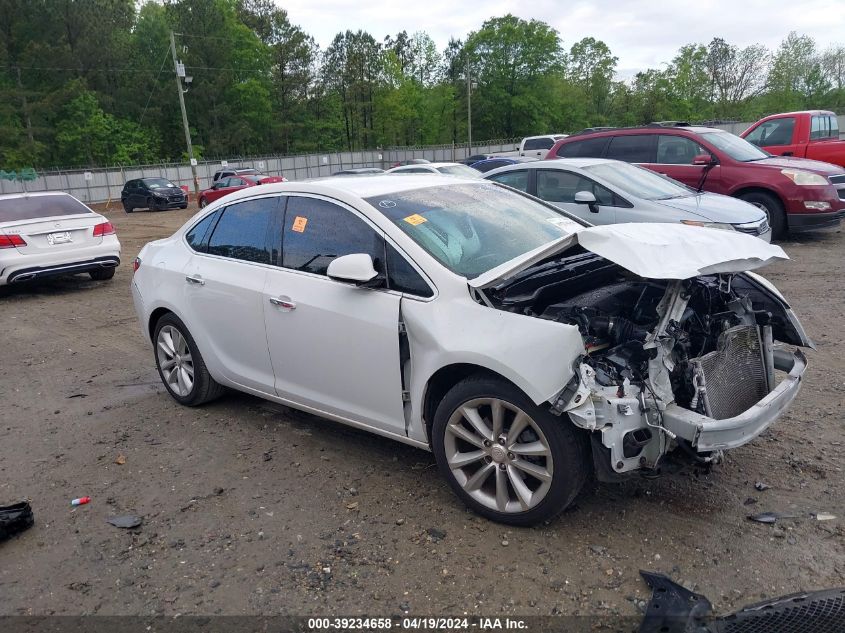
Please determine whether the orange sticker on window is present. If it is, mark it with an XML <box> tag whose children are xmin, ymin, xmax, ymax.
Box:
<box><xmin>403</xmin><ymin>214</ymin><xmax>427</xmax><ymax>226</ymax></box>
<box><xmin>292</xmin><ymin>216</ymin><xmax>308</xmax><ymax>233</ymax></box>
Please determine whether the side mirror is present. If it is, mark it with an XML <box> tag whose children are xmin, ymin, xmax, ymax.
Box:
<box><xmin>692</xmin><ymin>153</ymin><xmax>716</xmax><ymax>166</ymax></box>
<box><xmin>326</xmin><ymin>253</ymin><xmax>379</xmax><ymax>285</ymax></box>
<box><xmin>574</xmin><ymin>190</ymin><xmax>599</xmax><ymax>213</ymax></box>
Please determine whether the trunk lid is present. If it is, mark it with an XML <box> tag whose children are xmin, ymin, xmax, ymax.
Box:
<box><xmin>2</xmin><ymin>213</ymin><xmax>106</xmax><ymax>255</ymax></box>
<box><xmin>469</xmin><ymin>223</ymin><xmax>787</xmax><ymax>289</ymax></box>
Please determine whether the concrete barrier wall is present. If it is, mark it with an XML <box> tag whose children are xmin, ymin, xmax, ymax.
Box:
<box><xmin>0</xmin><ymin>141</ymin><xmax>519</xmax><ymax>204</ymax></box>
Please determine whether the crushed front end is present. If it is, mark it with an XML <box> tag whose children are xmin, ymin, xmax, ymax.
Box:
<box><xmin>482</xmin><ymin>249</ymin><xmax>811</xmax><ymax>479</ymax></box>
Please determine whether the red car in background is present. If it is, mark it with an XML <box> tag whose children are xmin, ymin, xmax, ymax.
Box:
<box><xmin>741</xmin><ymin>110</ymin><xmax>845</xmax><ymax>168</ymax></box>
<box><xmin>198</xmin><ymin>173</ymin><xmax>287</xmax><ymax>207</ymax></box>
<box><xmin>547</xmin><ymin>125</ymin><xmax>845</xmax><ymax>237</ymax></box>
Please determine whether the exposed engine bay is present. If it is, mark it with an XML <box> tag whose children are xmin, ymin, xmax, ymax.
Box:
<box><xmin>482</xmin><ymin>249</ymin><xmax>811</xmax><ymax>478</ymax></box>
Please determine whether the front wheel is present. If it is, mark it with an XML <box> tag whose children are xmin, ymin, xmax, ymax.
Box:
<box><xmin>738</xmin><ymin>191</ymin><xmax>786</xmax><ymax>239</ymax></box>
<box><xmin>431</xmin><ymin>375</ymin><xmax>589</xmax><ymax>526</ymax></box>
<box><xmin>122</xmin><ymin>200</ymin><xmax>133</xmax><ymax>213</ymax></box>
<box><xmin>153</xmin><ymin>313</ymin><xmax>225</xmax><ymax>406</ymax></box>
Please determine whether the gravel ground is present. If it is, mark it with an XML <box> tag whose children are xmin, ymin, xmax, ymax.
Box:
<box><xmin>0</xmin><ymin>202</ymin><xmax>843</xmax><ymax>618</ymax></box>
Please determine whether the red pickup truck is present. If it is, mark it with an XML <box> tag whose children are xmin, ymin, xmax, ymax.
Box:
<box><xmin>741</xmin><ymin>110</ymin><xmax>845</xmax><ymax>167</ymax></box>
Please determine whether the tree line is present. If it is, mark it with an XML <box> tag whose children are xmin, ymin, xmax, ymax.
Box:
<box><xmin>1</xmin><ymin>0</ymin><xmax>844</xmax><ymax>169</ymax></box>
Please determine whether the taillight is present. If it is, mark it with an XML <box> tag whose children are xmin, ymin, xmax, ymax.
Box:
<box><xmin>133</xmin><ymin>257</ymin><xmax>141</xmax><ymax>273</ymax></box>
<box><xmin>0</xmin><ymin>233</ymin><xmax>27</xmax><ymax>249</ymax></box>
<box><xmin>93</xmin><ymin>222</ymin><xmax>115</xmax><ymax>237</ymax></box>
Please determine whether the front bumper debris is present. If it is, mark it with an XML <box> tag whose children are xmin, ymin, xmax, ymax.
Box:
<box><xmin>662</xmin><ymin>348</ymin><xmax>806</xmax><ymax>452</ymax></box>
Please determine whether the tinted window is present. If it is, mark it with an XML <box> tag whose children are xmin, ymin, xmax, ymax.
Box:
<box><xmin>606</xmin><ymin>135</ymin><xmax>657</xmax><ymax>163</ymax></box>
<box><xmin>386</xmin><ymin>243</ymin><xmax>433</xmax><ymax>298</ymax></box>
<box><xmin>282</xmin><ymin>196</ymin><xmax>383</xmax><ymax>276</ymax></box>
<box><xmin>746</xmin><ymin>118</ymin><xmax>795</xmax><ymax>146</ymax></box>
<box><xmin>811</xmin><ymin>115</ymin><xmax>837</xmax><ymax>140</ymax></box>
<box><xmin>0</xmin><ymin>194</ymin><xmax>93</xmax><ymax>223</ymax></box>
<box><xmin>523</xmin><ymin>138</ymin><xmax>553</xmax><ymax>150</ymax></box>
<box><xmin>474</xmin><ymin>160</ymin><xmax>507</xmax><ymax>173</ymax></box>
<box><xmin>536</xmin><ymin>170</ymin><xmax>617</xmax><ymax>205</ymax></box>
<box><xmin>656</xmin><ymin>135</ymin><xmax>707</xmax><ymax>164</ymax></box>
<box><xmin>207</xmin><ymin>198</ymin><xmax>277</xmax><ymax>264</ymax></box>
<box><xmin>556</xmin><ymin>136</ymin><xmax>610</xmax><ymax>158</ymax></box>
<box><xmin>185</xmin><ymin>210</ymin><xmax>221</xmax><ymax>253</ymax></box>
<box><xmin>228</xmin><ymin>177</ymin><xmax>246</xmax><ymax>187</ymax></box>
<box><xmin>487</xmin><ymin>170</ymin><xmax>529</xmax><ymax>191</ymax></box>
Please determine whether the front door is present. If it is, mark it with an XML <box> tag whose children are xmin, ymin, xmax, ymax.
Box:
<box><xmin>263</xmin><ymin>194</ymin><xmax>406</xmax><ymax>434</ymax></box>
<box><xmin>644</xmin><ymin>135</ymin><xmax>722</xmax><ymax>192</ymax></box>
<box><xmin>534</xmin><ymin>169</ymin><xmax>618</xmax><ymax>224</ymax></box>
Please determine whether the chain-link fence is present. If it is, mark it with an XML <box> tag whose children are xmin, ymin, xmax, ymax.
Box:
<box><xmin>0</xmin><ymin>140</ymin><xmax>520</xmax><ymax>204</ymax></box>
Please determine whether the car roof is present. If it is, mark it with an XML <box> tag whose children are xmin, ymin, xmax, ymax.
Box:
<box><xmin>487</xmin><ymin>158</ymin><xmax>614</xmax><ymax>171</ymax></box>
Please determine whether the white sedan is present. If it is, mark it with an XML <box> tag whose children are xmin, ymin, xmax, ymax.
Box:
<box><xmin>132</xmin><ymin>175</ymin><xmax>811</xmax><ymax>525</ymax></box>
<box><xmin>0</xmin><ymin>192</ymin><xmax>120</xmax><ymax>285</ymax></box>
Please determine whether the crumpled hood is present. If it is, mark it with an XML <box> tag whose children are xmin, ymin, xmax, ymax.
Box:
<box><xmin>658</xmin><ymin>192</ymin><xmax>765</xmax><ymax>224</ymax></box>
<box><xmin>470</xmin><ymin>223</ymin><xmax>787</xmax><ymax>288</ymax></box>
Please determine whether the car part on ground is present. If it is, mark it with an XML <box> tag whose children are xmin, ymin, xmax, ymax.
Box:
<box><xmin>132</xmin><ymin>175</ymin><xmax>811</xmax><ymax>525</ymax></box>
<box><xmin>638</xmin><ymin>570</ymin><xmax>845</xmax><ymax>633</ymax></box>
<box><xmin>0</xmin><ymin>502</ymin><xmax>34</xmax><ymax>541</ymax></box>
<box><xmin>0</xmin><ymin>192</ymin><xmax>121</xmax><ymax>286</ymax></box>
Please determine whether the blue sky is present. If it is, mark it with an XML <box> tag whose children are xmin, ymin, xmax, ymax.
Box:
<box><xmin>279</xmin><ymin>0</ymin><xmax>845</xmax><ymax>78</ymax></box>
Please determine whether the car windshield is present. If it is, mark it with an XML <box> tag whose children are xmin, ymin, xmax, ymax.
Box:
<box><xmin>699</xmin><ymin>131</ymin><xmax>770</xmax><ymax>162</ymax></box>
<box><xmin>0</xmin><ymin>194</ymin><xmax>92</xmax><ymax>222</ymax></box>
<box><xmin>437</xmin><ymin>164</ymin><xmax>482</xmax><ymax>178</ymax></box>
<box><xmin>366</xmin><ymin>183</ymin><xmax>585</xmax><ymax>279</ymax></box>
<box><xmin>582</xmin><ymin>162</ymin><xmax>693</xmax><ymax>200</ymax></box>
<box><xmin>145</xmin><ymin>178</ymin><xmax>178</xmax><ymax>189</ymax></box>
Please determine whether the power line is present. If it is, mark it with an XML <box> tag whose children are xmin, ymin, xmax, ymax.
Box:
<box><xmin>139</xmin><ymin>44</ymin><xmax>174</xmax><ymax>125</ymax></box>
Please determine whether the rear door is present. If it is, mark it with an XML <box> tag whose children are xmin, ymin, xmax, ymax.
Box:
<box><xmin>180</xmin><ymin>196</ymin><xmax>280</xmax><ymax>393</ymax></box>
<box><xmin>262</xmin><ymin>194</ymin><xmax>406</xmax><ymax>434</ymax></box>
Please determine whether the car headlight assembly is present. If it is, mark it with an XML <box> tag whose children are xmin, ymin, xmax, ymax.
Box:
<box><xmin>680</xmin><ymin>220</ymin><xmax>736</xmax><ymax>231</ymax></box>
<box><xmin>780</xmin><ymin>169</ymin><xmax>829</xmax><ymax>186</ymax></box>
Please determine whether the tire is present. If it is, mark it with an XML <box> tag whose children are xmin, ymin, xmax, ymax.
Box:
<box><xmin>180</xmin><ymin>204</ymin><xmax>188</xmax><ymax>210</ymax></box>
<box><xmin>89</xmin><ymin>267</ymin><xmax>115</xmax><ymax>281</ymax></box>
<box><xmin>199</xmin><ymin>197</ymin><xmax>208</xmax><ymax>209</ymax></box>
<box><xmin>0</xmin><ymin>502</ymin><xmax>34</xmax><ymax>541</ymax></box>
<box><xmin>122</xmin><ymin>200</ymin><xmax>133</xmax><ymax>213</ymax></box>
<box><xmin>738</xmin><ymin>191</ymin><xmax>786</xmax><ymax>239</ymax></box>
<box><xmin>146</xmin><ymin>197</ymin><xmax>157</xmax><ymax>212</ymax></box>
<box><xmin>431</xmin><ymin>375</ymin><xmax>590</xmax><ymax>526</ymax></box>
<box><xmin>153</xmin><ymin>313</ymin><xmax>225</xmax><ymax>406</ymax></box>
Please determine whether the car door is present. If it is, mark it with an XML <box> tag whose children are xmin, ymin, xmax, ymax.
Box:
<box><xmin>262</xmin><ymin>194</ymin><xmax>406</xmax><ymax>434</ymax></box>
<box><xmin>207</xmin><ymin>177</ymin><xmax>240</xmax><ymax>203</ymax></box>
<box><xmin>647</xmin><ymin>135</ymin><xmax>721</xmax><ymax>190</ymax></box>
<box><xmin>180</xmin><ymin>196</ymin><xmax>280</xmax><ymax>393</ymax></box>
<box><xmin>534</xmin><ymin>169</ymin><xmax>618</xmax><ymax>224</ymax></box>
<box><xmin>745</xmin><ymin>117</ymin><xmax>798</xmax><ymax>156</ymax></box>
<box><xmin>130</xmin><ymin>181</ymin><xmax>145</xmax><ymax>207</ymax></box>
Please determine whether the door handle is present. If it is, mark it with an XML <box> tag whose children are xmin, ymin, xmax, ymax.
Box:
<box><xmin>269</xmin><ymin>296</ymin><xmax>296</xmax><ymax>310</ymax></box>
<box><xmin>185</xmin><ymin>274</ymin><xmax>205</xmax><ymax>285</ymax></box>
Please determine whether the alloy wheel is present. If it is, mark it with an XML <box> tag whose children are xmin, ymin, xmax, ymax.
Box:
<box><xmin>444</xmin><ymin>397</ymin><xmax>553</xmax><ymax>513</ymax></box>
<box><xmin>156</xmin><ymin>325</ymin><xmax>195</xmax><ymax>397</ymax></box>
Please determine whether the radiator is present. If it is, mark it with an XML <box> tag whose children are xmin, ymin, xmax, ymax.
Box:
<box><xmin>691</xmin><ymin>325</ymin><xmax>770</xmax><ymax>420</ymax></box>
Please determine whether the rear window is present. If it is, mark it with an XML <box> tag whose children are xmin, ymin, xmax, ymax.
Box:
<box><xmin>523</xmin><ymin>137</ymin><xmax>554</xmax><ymax>150</ymax></box>
<box><xmin>0</xmin><ymin>194</ymin><xmax>93</xmax><ymax>223</ymax></box>
<box><xmin>811</xmin><ymin>115</ymin><xmax>838</xmax><ymax>140</ymax></box>
<box><xmin>605</xmin><ymin>135</ymin><xmax>657</xmax><ymax>163</ymax></box>
<box><xmin>556</xmin><ymin>136</ymin><xmax>610</xmax><ymax>158</ymax></box>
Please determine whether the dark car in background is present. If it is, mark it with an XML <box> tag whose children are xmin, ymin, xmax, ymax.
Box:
<box><xmin>547</xmin><ymin>124</ymin><xmax>845</xmax><ymax>237</ymax></box>
<box><xmin>121</xmin><ymin>178</ymin><xmax>187</xmax><ymax>213</ymax></box>
<box><xmin>470</xmin><ymin>156</ymin><xmax>538</xmax><ymax>173</ymax></box>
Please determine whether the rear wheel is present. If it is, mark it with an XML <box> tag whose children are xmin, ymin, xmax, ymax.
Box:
<box><xmin>89</xmin><ymin>267</ymin><xmax>115</xmax><ymax>281</ymax></box>
<box><xmin>738</xmin><ymin>191</ymin><xmax>786</xmax><ymax>239</ymax></box>
<box><xmin>153</xmin><ymin>313</ymin><xmax>225</xmax><ymax>406</ymax></box>
<box><xmin>431</xmin><ymin>375</ymin><xmax>589</xmax><ymax>526</ymax></box>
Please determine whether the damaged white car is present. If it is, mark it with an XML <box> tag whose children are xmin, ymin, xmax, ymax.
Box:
<box><xmin>131</xmin><ymin>176</ymin><xmax>811</xmax><ymax>525</ymax></box>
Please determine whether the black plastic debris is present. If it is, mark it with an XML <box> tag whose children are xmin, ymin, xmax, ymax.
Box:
<box><xmin>0</xmin><ymin>502</ymin><xmax>34</xmax><ymax>541</ymax></box>
<box><xmin>747</xmin><ymin>511</ymin><xmax>800</xmax><ymax>524</ymax></box>
<box><xmin>106</xmin><ymin>515</ymin><xmax>142</xmax><ymax>529</ymax></box>
<box><xmin>638</xmin><ymin>570</ymin><xmax>845</xmax><ymax>632</ymax></box>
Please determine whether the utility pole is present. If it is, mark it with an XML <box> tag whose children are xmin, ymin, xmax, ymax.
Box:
<box><xmin>170</xmin><ymin>31</ymin><xmax>199</xmax><ymax>199</ymax></box>
<box><xmin>466</xmin><ymin>60</ymin><xmax>472</xmax><ymax>154</ymax></box>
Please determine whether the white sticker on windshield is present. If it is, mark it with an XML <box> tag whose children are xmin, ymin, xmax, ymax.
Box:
<box><xmin>546</xmin><ymin>217</ymin><xmax>576</xmax><ymax>230</ymax></box>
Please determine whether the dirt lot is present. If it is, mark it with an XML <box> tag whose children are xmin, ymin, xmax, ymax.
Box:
<box><xmin>1</xmin><ymin>202</ymin><xmax>843</xmax><ymax>619</ymax></box>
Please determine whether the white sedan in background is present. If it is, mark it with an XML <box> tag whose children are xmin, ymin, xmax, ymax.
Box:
<box><xmin>132</xmin><ymin>175</ymin><xmax>810</xmax><ymax>525</ymax></box>
<box><xmin>0</xmin><ymin>192</ymin><xmax>120</xmax><ymax>285</ymax></box>
<box><xmin>386</xmin><ymin>162</ymin><xmax>482</xmax><ymax>178</ymax></box>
